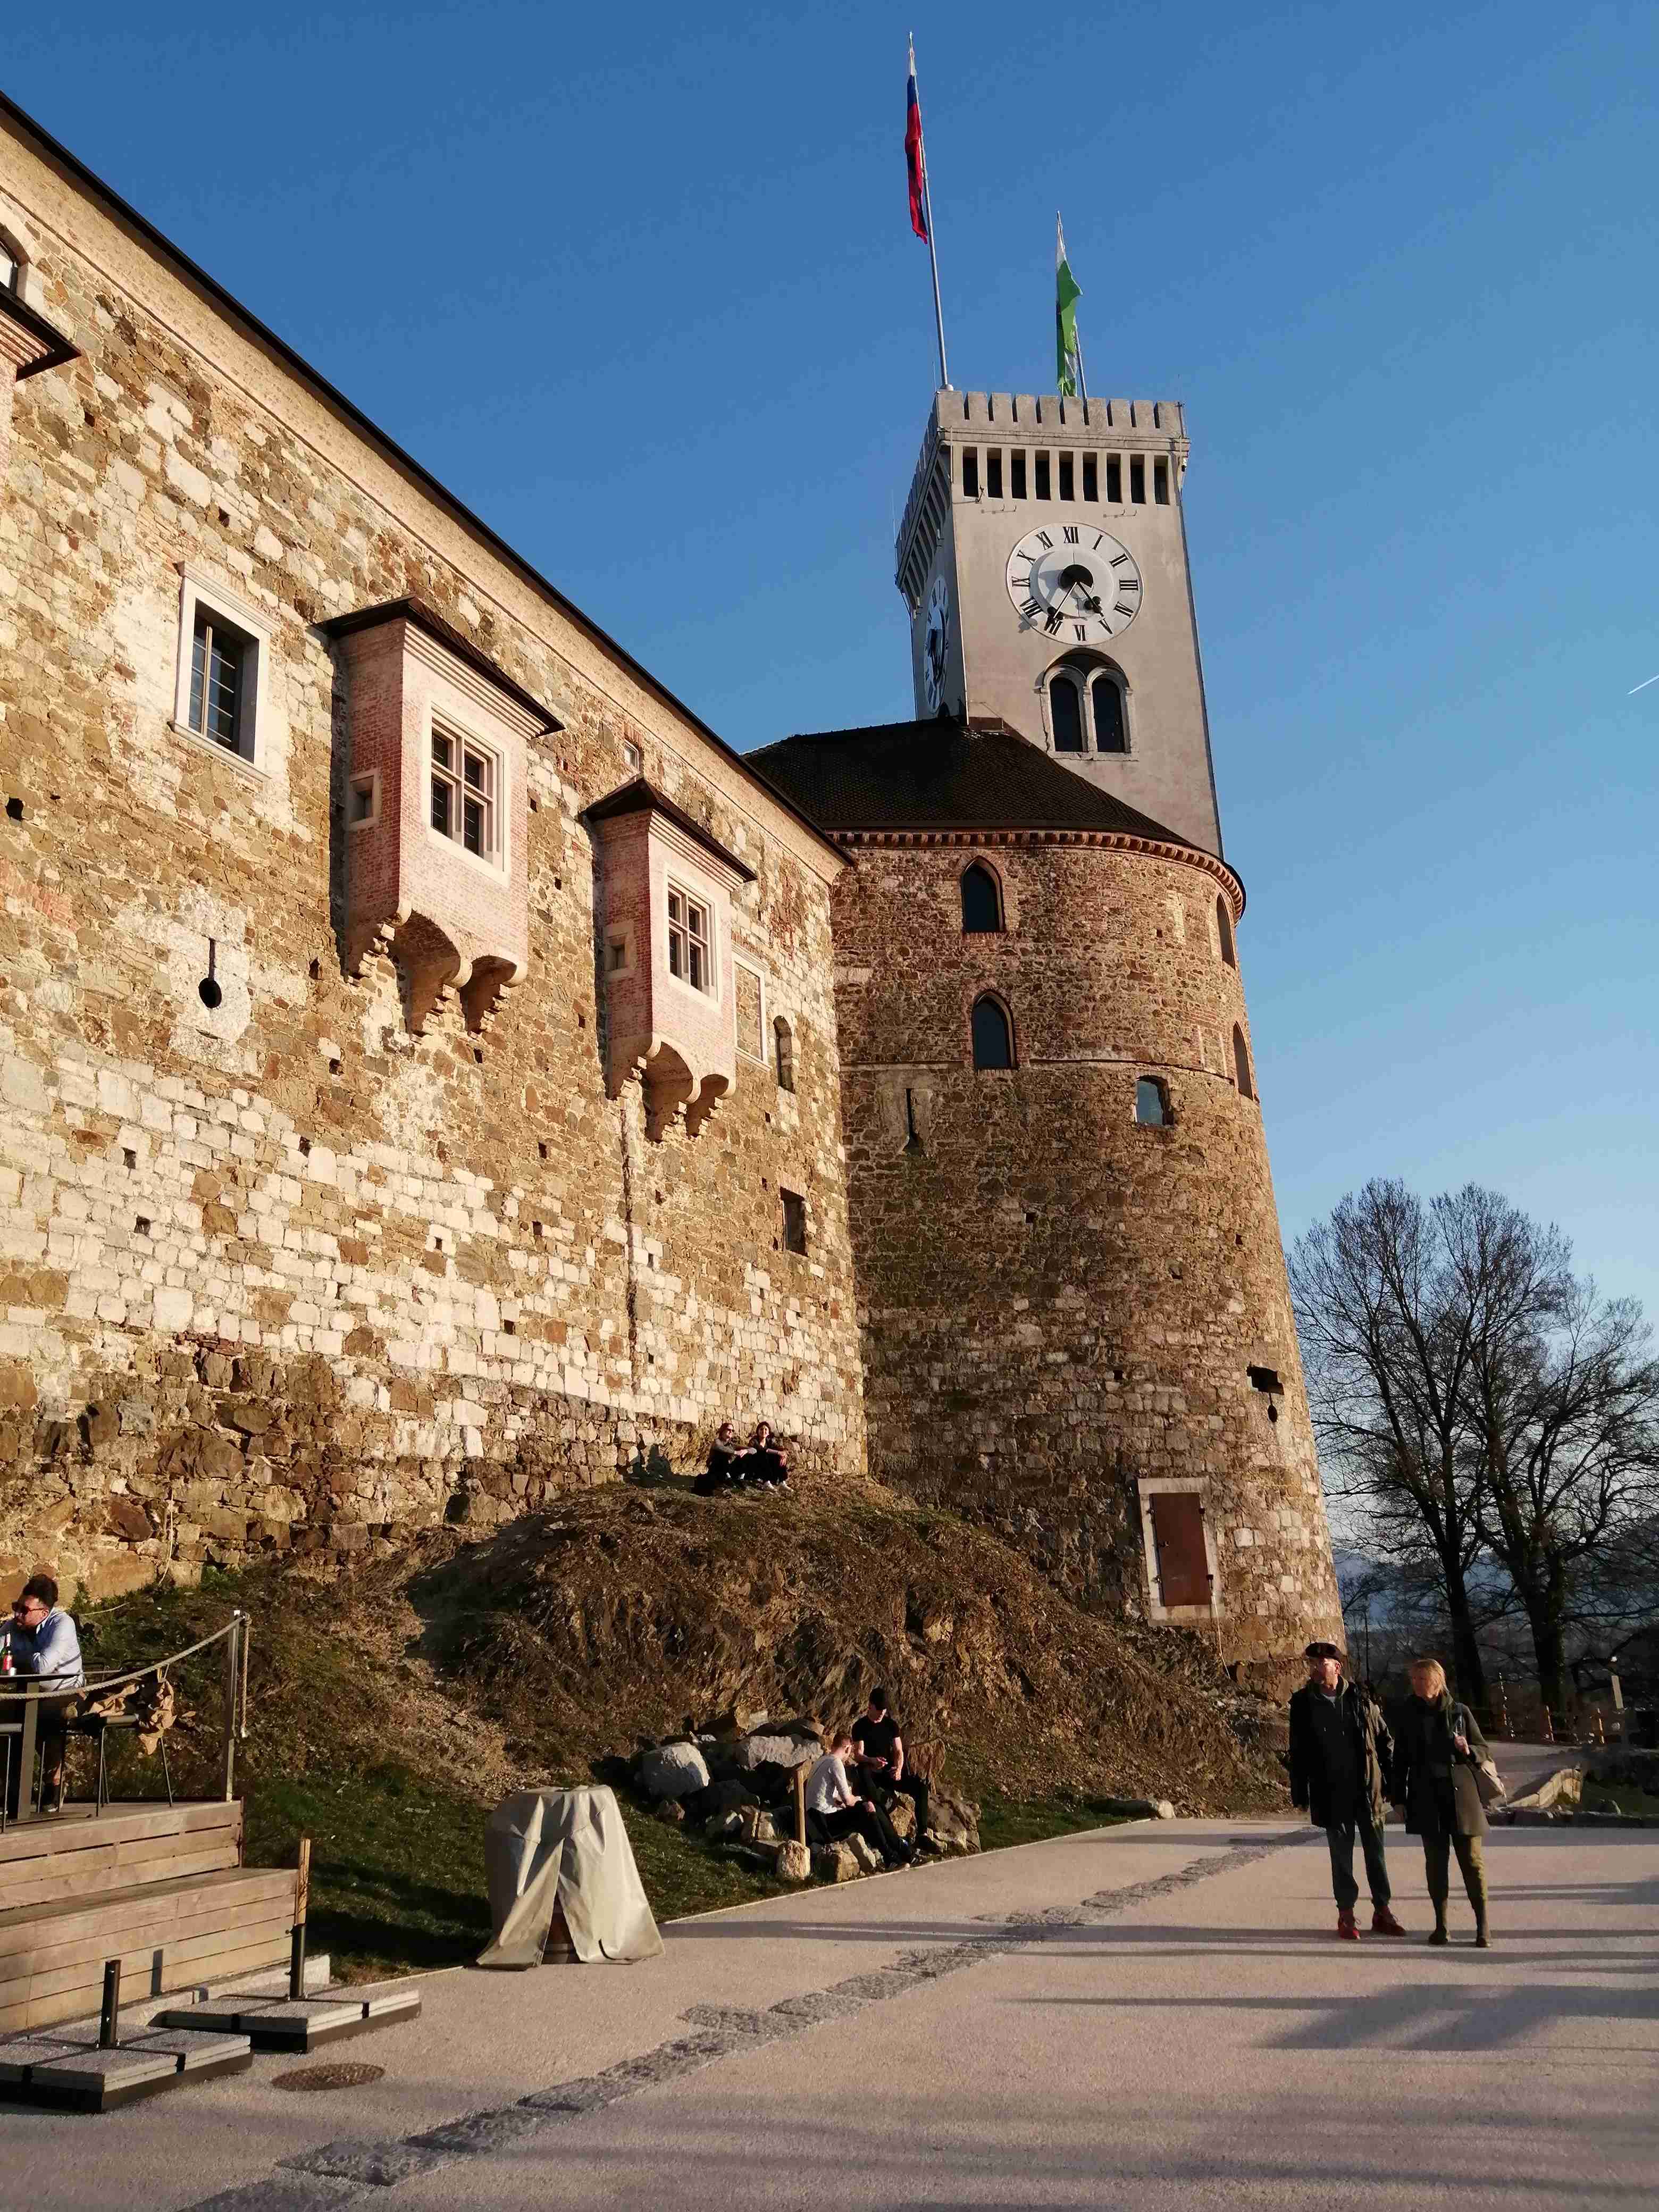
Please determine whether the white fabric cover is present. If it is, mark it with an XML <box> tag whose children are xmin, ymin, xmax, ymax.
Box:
<box><xmin>477</xmin><ymin>1786</ymin><xmax>664</xmax><ymax>1970</ymax></box>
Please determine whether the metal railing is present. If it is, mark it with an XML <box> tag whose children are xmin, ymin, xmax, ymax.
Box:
<box><xmin>0</xmin><ymin>1608</ymin><xmax>250</xmax><ymax>1824</ymax></box>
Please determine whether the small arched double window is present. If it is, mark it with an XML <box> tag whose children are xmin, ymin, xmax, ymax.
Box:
<box><xmin>971</xmin><ymin>994</ymin><xmax>1014</xmax><ymax>1070</ymax></box>
<box><xmin>960</xmin><ymin>861</ymin><xmax>1002</xmax><ymax>933</ymax></box>
<box><xmin>1233</xmin><ymin>1024</ymin><xmax>1254</xmax><ymax>1101</ymax></box>
<box><xmin>774</xmin><ymin>1016</ymin><xmax>795</xmax><ymax>1093</ymax></box>
<box><xmin>1216</xmin><ymin>896</ymin><xmax>1236</xmax><ymax>969</ymax></box>
<box><xmin>1047</xmin><ymin>657</ymin><xmax>1129</xmax><ymax>757</ymax></box>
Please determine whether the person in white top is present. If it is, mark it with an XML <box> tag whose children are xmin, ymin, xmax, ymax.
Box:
<box><xmin>803</xmin><ymin>1731</ymin><xmax>910</xmax><ymax>1869</ymax></box>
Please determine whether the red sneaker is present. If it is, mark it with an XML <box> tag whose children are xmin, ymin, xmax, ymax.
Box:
<box><xmin>1371</xmin><ymin>1907</ymin><xmax>1408</xmax><ymax>1937</ymax></box>
<box><xmin>1336</xmin><ymin>1910</ymin><xmax>1360</xmax><ymax>1941</ymax></box>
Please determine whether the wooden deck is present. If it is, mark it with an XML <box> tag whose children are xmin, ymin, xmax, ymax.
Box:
<box><xmin>0</xmin><ymin>1802</ymin><xmax>295</xmax><ymax>2032</ymax></box>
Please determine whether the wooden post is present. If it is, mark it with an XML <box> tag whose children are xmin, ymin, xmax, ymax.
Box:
<box><xmin>16</xmin><ymin>1689</ymin><xmax>38</xmax><ymax>1822</ymax></box>
<box><xmin>288</xmin><ymin>1834</ymin><xmax>311</xmax><ymax>2000</ymax></box>
<box><xmin>221</xmin><ymin>1618</ymin><xmax>240</xmax><ymax>1800</ymax></box>
<box><xmin>99</xmin><ymin>1958</ymin><xmax>121</xmax><ymax>2049</ymax></box>
<box><xmin>793</xmin><ymin>1763</ymin><xmax>807</xmax><ymax>1849</ymax></box>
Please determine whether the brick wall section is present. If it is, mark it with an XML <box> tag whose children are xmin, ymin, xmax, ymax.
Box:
<box><xmin>0</xmin><ymin>152</ymin><xmax>863</xmax><ymax>1598</ymax></box>
<box><xmin>831</xmin><ymin>835</ymin><xmax>1343</xmax><ymax>1688</ymax></box>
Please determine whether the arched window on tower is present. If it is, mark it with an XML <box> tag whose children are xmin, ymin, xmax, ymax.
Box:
<box><xmin>1135</xmin><ymin>1076</ymin><xmax>1171</xmax><ymax>1127</ymax></box>
<box><xmin>1233</xmin><ymin>1024</ymin><xmax>1254</xmax><ymax>1101</ymax></box>
<box><xmin>1049</xmin><ymin>673</ymin><xmax>1084</xmax><ymax>753</ymax></box>
<box><xmin>960</xmin><ymin>861</ymin><xmax>1002</xmax><ymax>934</ymax></box>
<box><xmin>1216</xmin><ymin>896</ymin><xmax>1236</xmax><ymax>969</ymax></box>
<box><xmin>774</xmin><ymin>1016</ymin><xmax>795</xmax><ymax>1093</ymax></box>
<box><xmin>971</xmin><ymin>994</ymin><xmax>1014</xmax><ymax>1070</ymax></box>
<box><xmin>1091</xmin><ymin>674</ymin><xmax>1127</xmax><ymax>754</ymax></box>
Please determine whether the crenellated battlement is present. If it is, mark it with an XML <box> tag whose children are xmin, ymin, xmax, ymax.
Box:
<box><xmin>896</xmin><ymin>389</ymin><xmax>1189</xmax><ymax>583</ymax></box>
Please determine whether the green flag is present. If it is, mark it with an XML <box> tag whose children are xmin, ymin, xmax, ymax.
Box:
<box><xmin>1055</xmin><ymin>215</ymin><xmax>1083</xmax><ymax>397</ymax></box>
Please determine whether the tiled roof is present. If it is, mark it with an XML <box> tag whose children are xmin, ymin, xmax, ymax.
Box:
<box><xmin>747</xmin><ymin>718</ymin><xmax>1200</xmax><ymax>847</ymax></box>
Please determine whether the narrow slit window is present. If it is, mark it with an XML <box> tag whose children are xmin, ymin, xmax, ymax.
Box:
<box><xmin>1091</xmin><ymin>676</ymin><xmax>1127</xmax><ymax>754</ymax></box>
<box><xmin>961</xmin><ymin>448</ymin><xmax>979</xmax><ymax>498</ymax></box>
<box><xmin>348</xmin><ymin>774</ymin><xmax>376</xmax><ymax>826</ymax></box>
<box><xmin>1011</xmin><ymin>451</ymin><xmax>1027</xmax><ymax>499</ymax></box>
<box><xmin>1216</xmin><ymin>896</ymin><xmax>1236</xmax><ymax>968</ymax></box>
<box><xmin>986</xmin><ymin>450</ymin><xmax>1003</xmax><ymax>499</ymax></box>
<box><xmin>1035</xmin><ymin>452</ymin><xmax>1051</xmax><ymax>500</ymax></box>
<box><xmin>1082</xmin><ymin>454</ymin><xmax>1097</xmax><ymax>502</ymax></box>
<box><xmin>774</xmin><ymin>1015</ymin><xmax>795</xmax><ymax>1092</ymax></box>
<box><xmin>1106</xmin><ymin>454</ymin><xmax>1121</xmax><ymax>502</ymax></box>
<box><xmin>1154</xmin><ymin>456</ymin><xmax>1170</xmax><ymax>505</ymax></box>
<box><xmin>0</xmin><ymin>244</ymin><xmax>18</xmax><ymax>296</ymax></box>
<box><xmin>781</xmin><ymin>1188</ymin><xmax>808</xmax><ymax>1254</ymax></box>
<box><xmin>668</xmin><ymin>884</ymin><xmax>713</xmax><ymax>994</ymax></box>
<box><xmin>189</xmin><ymin>609</ymin><xmax>249</xmax><ymax>754</ymax></box>
<box><xmin>1059</xmin><ymin>454</ymin><xmax>1074</xmax><ymax>500</ymax></box>
<box><xmin>1050</xmin><ymin>675</ymin><xmax>1084</xmax><ymax>753</ymax></box>
<box><xmin>1233</xmin><ymin>1024</ymin><xmax>1254</xmax><ymax>1101</ymax></box>
<box><xmin>1130</xmin><ymin>456</ymin><xmax>1145</xmax><ymax>503</ymax></box>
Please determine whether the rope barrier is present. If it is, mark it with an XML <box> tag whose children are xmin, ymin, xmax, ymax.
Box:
<box><xmin>0</xmin><ymin>1608</ymin><xmax>246</xmax><ymax>1701</ymax></box>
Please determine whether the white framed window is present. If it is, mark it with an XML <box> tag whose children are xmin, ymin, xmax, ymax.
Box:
<box><xmin>171</xmin><ymin>569</ymin><xmax>271</xmax><ymax>770</ymax></box>
<box><xmin>622</xmin><ymin>739</ymin><xmax>642</xmax><ymax>772</ymax></box>
<box><xmin>430</xmin><ymin>719</ymin><xmax>501</xmax><ymax>864</ymax></box>
<box><xmin>667</xmin><ymin>881</ymin><xmax>714</xmax><ymax>995</ymax></box>
<box><xmin>347</xmin><ymin>770</ymin><xmax>379</xmax><ymax>830</ymax></box>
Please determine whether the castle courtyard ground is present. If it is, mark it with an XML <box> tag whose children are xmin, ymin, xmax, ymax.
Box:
<box><xmin>12</xmin><ymin>1780</ymin><xmax>1653</xmax><ymax>2211</ymax></box>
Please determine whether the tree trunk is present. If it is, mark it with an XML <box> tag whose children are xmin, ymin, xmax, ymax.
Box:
<box><xmin>1525</xmin><ymin>1594</ymin><xmax>1570</xmax><ymax>1719</ymax></box>
<box><xmin>1443</xmin><ymin>1574</ymin><xmax>1488</xmax><ymax>1718</ymax></box>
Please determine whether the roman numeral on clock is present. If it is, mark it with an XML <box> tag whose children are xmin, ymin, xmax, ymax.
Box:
<box><xmin>1093</xmin><ymin>532</ymin><xmax>1105</xmax><ymax>550</ymax></box>
<box><xmin>1021</xmin><ymin>599</ymin><xmax>1042</xmax><ymax>621</ymax></box>
<box><xmin>1073</xmin><ymin>622</ymin><xmax>1088</xmax><ymax>640</ymax></box>
<box><xmin>1044</xmin><ymin>609</ymin><xmax>1063</xmax><ymax>634</ymax></box>
<box><xmin>1034</xmin><ymin>530</ymin><xmax>1052</xmax><ymax>548</ymax></box>
<box><xmin>1110</xmin><ymin>553</ymin><xmax>1130</xmax><ymax>568</ymax></box>
<box><xmin>1114</xmin><ymin>601</ymin><xmax>1135</xmax><ymax>618</ymax></box>
<box><xmin>1063</xmin><ymin>526</ymin><xmax>1079</xmax><ymax>543</ymax></box>
<box><xmin>1117</xmin><ymin>578</ymin><xmax>1139</xmax><ymax>591</ymax></box>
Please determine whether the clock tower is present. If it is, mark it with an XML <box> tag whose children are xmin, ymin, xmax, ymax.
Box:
<box><xmin>896</xmin><ymin>389</ymin><xmax>1223</xmax><ymax>856</ymax></box>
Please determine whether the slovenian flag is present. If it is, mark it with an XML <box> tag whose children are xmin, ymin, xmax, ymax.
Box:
<box><xmin>906</xmin><ymin>40</ymin><xmax>928</xmax><ymax>240</ymax></box>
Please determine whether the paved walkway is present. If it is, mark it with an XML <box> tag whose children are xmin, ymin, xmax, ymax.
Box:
<box><xmin>12</xmin><ymin>1809</ymin><xmax>1654</xmax><ymax>2210</ymax></box>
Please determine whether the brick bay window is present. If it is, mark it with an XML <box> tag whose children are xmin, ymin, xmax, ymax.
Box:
<box><xmin>667</xmin><ymin>883</ymin><xmax>712</xmax><ymax>992</ymax></box>
<box><xmin>430</xmin><ymin>724</ymin><xmax>499</xmax><ymax>861</ymax></box>
<box><xmin>325</xmin><ymin>598</ymin><xmax>555</xmax><ymax>1035</ymax></box>
<box><xmin>586</xmin><ymin>778</ymin><xmax>755</xmax><ymax>1140</ymax></box>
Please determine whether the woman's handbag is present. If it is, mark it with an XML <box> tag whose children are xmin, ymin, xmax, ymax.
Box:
<box><xmin>1455</xmin><ymin>1704</ymin><xmax>1506</xmax><ymax>1806</ymax></box>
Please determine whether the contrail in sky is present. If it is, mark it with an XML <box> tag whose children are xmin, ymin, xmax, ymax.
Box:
<box><xmin>1629</xmin><ymin>672</ymin><xmax>1659</xmax><ymax>694</ymax></box>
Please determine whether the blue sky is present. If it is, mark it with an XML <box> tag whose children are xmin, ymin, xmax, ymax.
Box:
<box><xmin>9</xmin><ymin>3</ymin><xmax>1657</xmax><ymax>1313</ymax></box>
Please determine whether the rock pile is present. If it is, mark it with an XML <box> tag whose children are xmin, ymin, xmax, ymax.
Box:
<box><xmin>625</xmin><ymin>1710</ymin><xmax>980</xmax><ymax>1884</ymax></box>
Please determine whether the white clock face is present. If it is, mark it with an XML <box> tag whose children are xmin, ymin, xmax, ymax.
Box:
<box><xmin>922</xmin><ymin>574</ymin><xmax>951</xmax><ymax>712</ymax></box>
<box><xmin>1005</xmin><ymin>525</ymin><xmax>1142</xmax><ymax>644</ymax></box>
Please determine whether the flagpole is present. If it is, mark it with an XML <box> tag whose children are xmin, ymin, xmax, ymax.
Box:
<box><xmin>914</xmin><ymin>37</ymin><xmax>950</xmax><ymax>389</ymax></box>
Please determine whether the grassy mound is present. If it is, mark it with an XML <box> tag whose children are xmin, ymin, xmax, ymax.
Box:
<box><xmin>75</xmin><ymin>1474</ymin><xmax>1286</xmax><ymax>1978</ymax></box>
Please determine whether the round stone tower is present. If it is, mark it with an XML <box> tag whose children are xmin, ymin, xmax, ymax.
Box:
<box><xmin>752</xmin><ymin>387</ymin><xmax>1342</xmax><ymax>1690</ymax></box>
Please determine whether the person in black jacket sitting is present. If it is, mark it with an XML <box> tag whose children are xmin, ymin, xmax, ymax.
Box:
<box><xmin>851</xmin><ymin>1686</ymin><xmax>931</xmax><ymax>1851</ymax></box>
<box><xmin>694</xmin><ymin>1423</ymin><xmax>746</xmax><ymax>1495</ymax></box>
<box><xmin>743</xmin><ymin>1421</ymin><xmax>790</xmax><ymax>1488</ymax></box>
<box><xmin>1287</xmin><ymin>1640</ymin><xmax>1405</xmax><ymax>1942</ymax></box>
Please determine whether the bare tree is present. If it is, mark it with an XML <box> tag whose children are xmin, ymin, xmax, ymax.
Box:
<box><xmin>1289</xmin><ymin>1180</ymin><xmax>1517</xmax><ymax>1710</ymax></box>
<box><xmin>1461</xmin><ymin>1251</ymin><xmax>1659</xmax><ymax>1715</ymax></box>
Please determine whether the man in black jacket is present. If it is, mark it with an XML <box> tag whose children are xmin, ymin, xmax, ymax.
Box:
<box><xmin>1287</xmin><ymin>1640</ymin><xmax>1406</xmax><ymax>1942</ymax></box>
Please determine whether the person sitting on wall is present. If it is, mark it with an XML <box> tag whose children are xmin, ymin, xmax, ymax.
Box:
<box><xmin>3</xmin><ymin>1574</ymin><xmax>86</xmax><ymax>1815</ymax></box>
<box><xmin>851</xmin><ymin>1684</ymin><xmax>933</xmax><ymax>1850</ymax></box>
<box><xmin>743</xmin><ymin>1421</ymin><xmax>790</xmax><ymax>1489</ymax></box>
<box><xmin>803</xmin><ymin>1729</ymin><xmax>911</xmax><ymax>1869</ymax></box>
<box><xmin>694</xmin><ymin>1422</ymin><xmax>747</xmax><ymax>1496</ymax></box>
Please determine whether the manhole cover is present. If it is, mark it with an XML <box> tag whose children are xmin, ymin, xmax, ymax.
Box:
<box><xmin>273</xmin><ymin>2061</ymin><xmax>386</xmax><ymax>2093</ymax></box>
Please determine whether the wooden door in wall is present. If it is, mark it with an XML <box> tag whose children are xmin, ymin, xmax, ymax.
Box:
<box><xmin>1151</xmin><ymin>1492</ymin><xmax>1212</xmax><ymax>1610</ymax></box>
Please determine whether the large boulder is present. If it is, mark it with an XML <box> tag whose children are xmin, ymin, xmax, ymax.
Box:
<box><xmin>926</xmin><ymin>1786</ymin><xmax>980</xmax><ymax>1853</ymax></box>
<box><xmin>638</xmin><ymin>1740</ymin><xmax>711</xmax><ymax>1800</ymax></box>
<box><xmin>886</xmin><ymin>1795</ymin><xmax>917</xmax><ymax>1842</ymax></box>
<box><xmin>845</xmin><ymin>1832</ymin><xmax>882</xmax><ymax>1875</ymax></box>
<box><xmin>735</xmin><ymin>1804</ymin><xmax>780</xmax><ymax>1847</ymax></box>
<box><xmin>734</xmin><ymin>1730</ymin><xmax>819</xmax><ymax>1772</ymax></box>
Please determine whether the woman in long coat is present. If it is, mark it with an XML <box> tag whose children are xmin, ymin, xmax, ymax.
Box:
<box><xmin>1390</xmin><ymin>1657</ymin><xmax>1493</xmax><ymax>1947</ymax></box>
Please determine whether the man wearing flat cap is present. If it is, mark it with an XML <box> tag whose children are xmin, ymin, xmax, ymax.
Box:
<box><xmin>1287</xmin><ymin>1640</ymin><xmax>1405</xmax><ymax>1942</ymax></box>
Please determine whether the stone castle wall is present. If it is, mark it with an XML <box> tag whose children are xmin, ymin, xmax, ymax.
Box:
<box><xmin>831</xmin><ymin>834</ymin><xmax>1343</xmax><ymax>1687</ymax></box>
<box><xmin>0</xmin><ymin>133</ymin><xmax>864</xmax><ymax>1601</ymax></box>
